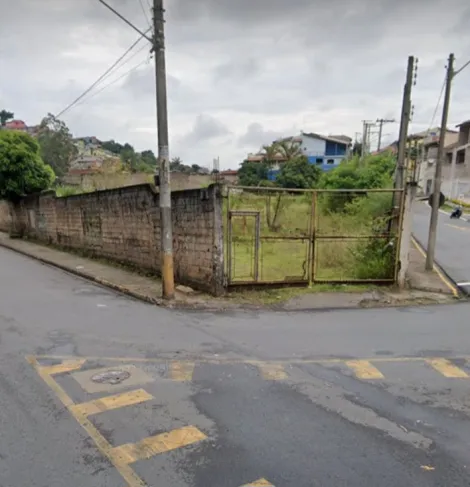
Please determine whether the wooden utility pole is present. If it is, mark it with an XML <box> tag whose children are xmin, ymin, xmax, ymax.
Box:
<box><xmin>394</xmin><ymin>56</ymin><xmax>415</xmax><ymax>196</ymax></box>
<box><xmin>153</xmin><ymin>0</ymin><xmax>175</xmax><ymax>298</ymax></box>
<box><xmin>426</xmin><ymin>53</ymin><xmax>454</xmax><ymax>271</ymax></box>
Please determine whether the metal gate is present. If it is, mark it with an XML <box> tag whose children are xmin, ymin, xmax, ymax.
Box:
<box><xmin>225</xmin><ymin>186</ymin><xmax>404</xmax><ymax>287</ymax></box>
<box><xmin>227</xmin><ymin>211</ymin><xmax>261</xmax><ymax>284</ymax></box>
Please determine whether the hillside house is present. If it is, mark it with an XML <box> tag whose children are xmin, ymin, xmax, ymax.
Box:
<box><xmin>246</xmin><ymin>132</ymin><xmax>352</xmax><ymax>180</ymax></box>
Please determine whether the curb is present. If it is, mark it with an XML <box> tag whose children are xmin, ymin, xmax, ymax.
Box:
<box><xmin>0</xmin><ymin>238</ymin><xmax>460</xmax><ymax>313</ymax></box>
<box><xmin>424</xmin><ymin>201</ymin><xmax>469</xmax><ymax>222</ymax></box>
<box><xmin>411</xmin><ymin>234</ymin><xmax>462</xmax><ymax>297</ymax></box>
<box><xmin>0</xmin><ymin>239</ymin><xmax>171</xmax><ymax>307</ymax></box>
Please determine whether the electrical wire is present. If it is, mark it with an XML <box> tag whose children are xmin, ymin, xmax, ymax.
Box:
<box><xmin>454</xmin><ymin>57</ymin><xmax>470</xmax><ymax>76</ymax></box>
<box><xmin>87</xmin><ymin>42</ymin><xmax>149</xmax><ymax>91</ymax></box>
<box><xmin>55</xmin><ymin>28</ymin><xmax>151</xmax><ymax>119</ymax></box>
<box><xmin>73</xmin><ymin>56</ymin><xmax>151</xmax><ymax>109</ymax></box>
<box><xmin>138</xmin><ymin>0</ymin><xmax>152</xmax><ymax>28</ymax></box>
<box><xmin>426</xmin><ymin>76</ymin><xmax>446</xmax><ymax>133</ymax></box>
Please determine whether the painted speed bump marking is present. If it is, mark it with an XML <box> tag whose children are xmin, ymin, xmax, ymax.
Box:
<box><xmin>242</xmin><ymin>479</ymin><xmax>274</xmax><ymax>487</ymax></box>
<box><xmin>426</xmin><ymin>358</ymin><xmax>469</xmax><ymax>378</ymax></box>
<box><xmin>38</xmin><ymin>358</ymin><xmax>86</xmax><ymax>376</ymax></box>
<box><xmin>110</xmin><ymin>426</ymin><xmax>207</xmax><ymax>464</ymax></box>
<box><xmin>258</xmin><ymin>364</ymin><xmax>288</xmax><ymax>380</ymax></box>
<box><xmin>345</xmin><ymin>360</ymin><xmax>384</xmax><ymax>379</ymax></box>
<box><xmin>27</xmin><ymin>356</ymin><xmax>147</xmax><ymax>487</ymax></box>
<box><xmin>70</xmin><ymin>389</ymin><xmax>154</xmax><ymax>417</ymax></box>
<box><xmin>169</xmin><ymin>361</ymin><xmax>195</xmax><ymax>381</ymax></box>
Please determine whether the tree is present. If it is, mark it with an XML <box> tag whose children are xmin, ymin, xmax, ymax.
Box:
<box><xmin>276</xmin><ymin>155</ymin><xmax>321</xmax><ymax>189</ymax></box>
<box><xmin>101</xmin><ymin>139</ymin><xmax>124</xmax><ymax>155</ymax></box>
<box><xmin>260</xmin><ymin>143</ymin><xmax>280</xmax><ymax>164</ymax></box>
<box><xmin>170</xmin><ymin>157</ymin><xmax>183</xmax><ymax>170</ymax></box>
<box><xmin>238</xmin><ymin>160</ymin><xmax>268</xmax><ymax>186</ymax></box>
<box><xmin>0</xmin><ymin>130</ymin><xmax>55</xmax><ymax>201</ymax></box>
<box><xmin>352</xmin><ymin>142</ymin><xmax>362</xmax><ymax>156</ymax></box>
<box><xmin>141</xmin><ymin>150</ymin><xmax>157</xmax><ymax>167</ymax></box>
<box><xmin>276</xmin><ymin>139</ymin><xmax>302</xmax><ymax>160</ymax></box>
<box><xmin>0</xmin><ymin>110</ymin><xmax>14</xmax><ymax>127</ymax></box>
<box><xmin>319</xmin><ymin>153</ymin><xmax>396</xmax><ymax>211</ymax></box>
<box><xmin>37</xmin><ymin>113</ymin><xmax>78</xmax><ymax>177</ymax></box>
<box><xmin>320</xmin><ymin>153</ymin><xmax>395</xmax><ymax>191</ymax></box>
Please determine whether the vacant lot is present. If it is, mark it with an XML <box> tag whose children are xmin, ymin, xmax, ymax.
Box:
<box><xmin>225</xmin><ymin>189</ymin><xmax>399</xmax><ymax>284</ymax></box>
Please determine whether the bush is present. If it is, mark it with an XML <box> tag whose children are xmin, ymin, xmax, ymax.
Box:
<box><xmin>276</xmin><ymin>155</ymin><xmax>321</xmax><ymax>189</ymax></box>
<box><xmin>319</xmin><ymin>153</ymin><xmax>395</xmax><ymax>212</ymax></box>
<box><xmin>352</xmin><ymin>238</ymin><xmax>396</xmax><ymax>280</ymax></box>
<box><xmin>0</xmin><ymin>130</ymin><xmax>55</xmax><ymax>201</ymax></box>
<box><xmin>238</xmin><ymin>160</ymin><xmax>269</xmax><ymax>186</ymax></box>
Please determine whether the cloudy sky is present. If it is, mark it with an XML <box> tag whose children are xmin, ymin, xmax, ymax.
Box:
<box><xmin>1</xmin><ymin>0</ymin><xmax>469</xmax><ymax>170</ymax></box>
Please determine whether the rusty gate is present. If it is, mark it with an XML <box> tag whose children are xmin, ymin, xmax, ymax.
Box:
<box><xmin>225</xmin><ymin>186</ymin><xmax>404</xmax><ymax>287</ymax></box>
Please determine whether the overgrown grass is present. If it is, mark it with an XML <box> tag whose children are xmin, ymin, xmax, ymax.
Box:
<box><xmin>225</xmin><ymin>189</ymin><xmax>397</xmax><ymax>283</ymax></box>
<box><xmin>55</xmin><ymin>185</ymin><xmax>85</xmax><ymax>197</ymax></box>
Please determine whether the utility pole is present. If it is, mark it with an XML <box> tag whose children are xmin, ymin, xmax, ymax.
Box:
<box><xmin>97</xmin><ymin>0</ymin><xmax>175</xmax><ymax>299</ymax></box>
<box><xmin>394</xmin><ymin>56</ymin><xmax>416</xmax><ymax>197</ymax></box>
<box><xmin>426</xmin><ymin>53</ymin><xmax>455</xmax><ymax>271</ymax></box>
<box><xmin>361</xmin><ymin>120</ymin><xmax>375</xmax><ymax>158</ymax></box>
<box><xmin>376</xmin><ymin>118</ymin><xmax>395</xmax><ymax>151</ymax></box>
<box><xmin>153</xmin><ymin>0</ymin><xmax>175</xmax><ymax>298</ymax></box>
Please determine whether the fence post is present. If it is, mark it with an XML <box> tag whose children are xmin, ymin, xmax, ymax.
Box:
<box><xmin>397</xmin><ymin>182</ymin><xmax>417</xmax><ymax>288</ymax></box>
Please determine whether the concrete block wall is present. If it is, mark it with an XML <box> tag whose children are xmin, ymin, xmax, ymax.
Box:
<box><xmin>4</xmin><ymin>184</ymin><xmax>224</xmax><ymax>295</ymax></box>
<box><xmin>0</xmin><ymin>200</ymin><xmax>10</xmax><ymax>232</ymax></box>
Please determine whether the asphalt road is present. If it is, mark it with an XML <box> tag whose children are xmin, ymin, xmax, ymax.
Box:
<box><xmin>2</xmin><ymin>246</ymin><xmax>470</xmax><ymax>486</ymax></box>
<box><xmin>413</xmin><ymin>202</ymin><xmax>470</xmax><ymax>293</ymax></box>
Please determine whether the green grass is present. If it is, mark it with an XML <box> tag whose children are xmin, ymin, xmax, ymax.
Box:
<box><xmin>225</xmin><ymin>190</ymin><xmax>398</xmax><ymax>284</ymax></box>
<box><xmin>55</xmin><ymin>185</ymin><xmax>84</xmax><ymax>197</ymax></box>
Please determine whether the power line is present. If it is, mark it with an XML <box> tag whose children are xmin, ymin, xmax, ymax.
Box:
<box><xmin>427</xmin><ymin>77</ymin><xmax>446</xmax><ymax>132</ymax></box>
<box><xmin>138</xmin><ymin>0</ymin><xmax>151</xmax><ymax>28</ymax></box>
<box><xmin>454</xmin><ymin>57</ymin><xmax>470</xmax><ymax>76</ymax></box>
<box><xmin>55</xmin><ymin>29</ymin><xmax>151</xmax><ymax>118</ymax></box>
<box><xmin>74</xmin><ymin>57</ymin><xmax>150</xmax><ymax>109</ymax></box>
<box><xmin>97</xmin><ymin>0</ymin><xmax>152</xmax><ymax>41</ymax></box>
<box><xmin>88</xmin><ymin>42</ymin><xmax>149</xmax><ymax>91</ymax></box>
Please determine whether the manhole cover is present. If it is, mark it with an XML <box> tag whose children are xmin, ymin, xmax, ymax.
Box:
<box><xmin>91</xmin><ymin>369</ymin><xmax>131</xmax><ymax>385</ymax></box>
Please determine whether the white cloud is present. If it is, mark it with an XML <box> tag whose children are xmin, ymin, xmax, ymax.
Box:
<box><xmin>0</xmin><ymin>0</ymin><xmax>469</xmax><ymax>169</ymax></box>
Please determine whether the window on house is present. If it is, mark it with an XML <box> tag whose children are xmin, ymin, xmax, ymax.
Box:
<box><xmin>327</xmin><ymin>159</ymin><xmax>335</xmax><ymax>164</ymax></box>
<box><xmin>316</xmin><ymin>158</ymin><xmax>323</xmax><ymax>164</ymax></box>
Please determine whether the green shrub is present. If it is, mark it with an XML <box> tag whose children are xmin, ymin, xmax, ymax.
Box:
<box><xmin>0</xmin><ymin>130</ymin><xmax>55</xmax><ymax>201</ymax></box>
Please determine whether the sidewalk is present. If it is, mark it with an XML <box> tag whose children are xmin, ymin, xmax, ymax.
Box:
<box><xmin>0</xmin><ymin>232</ymin><xmax>458</xmax><ymax>311</ymax></box>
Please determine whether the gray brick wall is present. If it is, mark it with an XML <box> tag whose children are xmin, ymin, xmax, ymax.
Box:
<box><xmin>3</xmin><ymin>184</ymin><xmax>224</xmax><ymax>295</ymax></box>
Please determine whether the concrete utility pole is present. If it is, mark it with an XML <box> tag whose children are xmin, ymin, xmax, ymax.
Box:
<box><xmin>394</xmin><ymin>56</ymin><xmax>416</xmax><ymax>196</ymax></box>
<box><xmin>153</xmin><ymin>0</ymin><xmax>175</xmax><ymax>299</ymax></box>
<box><xmin>361</xmin><ymin>120</ymin><xmax>375</xmax><ymax>158</ymax></box>
<box><xmin>426</xmin><ymin>53</ymin><xmax>455</xmax><ymax>271</ymax></box>
<box><xmin>376</xmin><ymin>118</ymin><xmax>395</xmax><ymax>151</ymax></box>
<box><xmin>97</xmin><ymin>0</ymin><xmax>175</xmax><ymax>299</ymax></box>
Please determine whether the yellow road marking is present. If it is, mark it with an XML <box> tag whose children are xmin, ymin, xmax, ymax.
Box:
<box><xmin>426</xmin><ymin>358</ymin><xmax>469</xmax><ymax>378</ymax></box>
<box><xmin>37</xmin><ymin>358</ymin><xmax>86</xmax><ymax>376</ymax></box>
<box><xmin>70</xmin><ymin>389</ymin><xmax>154</xmax><ymax>417</ymax></box>
<box><xmin>169</xmin><ymin>361</ymin><xmax>195</xmax><ymax>381</ymax></box>
<box><xmin>411</xmin><ymin>237</ymin><xmax>459</xmax><ymax>297</ymax></box>
<box><xmin>258</xmin><ymin>363</ymin><xmax>288</xmax><ymax>380</ymax></box>
<box><xmin>345</xmin><ymin>360</ymin><xmax>384</xmax><ymax>379</ymax></box>
<box><xmin>445</xmin><ymin>223</ymin><xmax>470</xmax><ymax>231</ymax></box>
<box><xmin>27</xmin><ymin>357</ymin><xmax>148</xmax><ymax>487</ymax></box>
<box><xmin>242</xmin><ymin>479</ymin><xmax>274</xmax><ymax>486</ymax></box>
<box><xmin>110</xmin><ymin>426</ymin><xmax>207</xmax><ymax>465</ymax></box>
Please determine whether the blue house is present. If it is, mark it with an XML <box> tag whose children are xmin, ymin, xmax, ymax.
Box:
<box><xmin>251</xmin><ymin>132</ymin><xmax>351</xmax><ymax>180</ymax></box>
